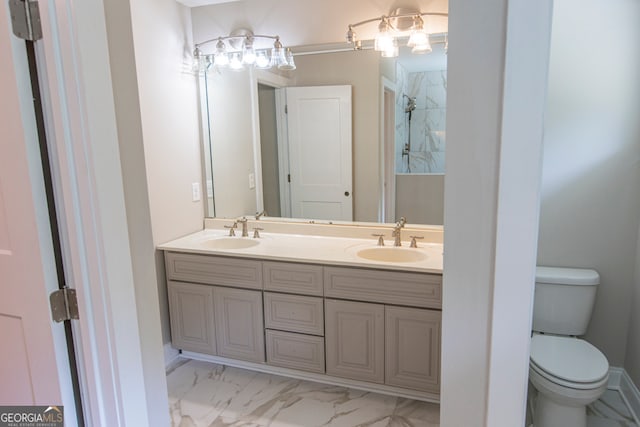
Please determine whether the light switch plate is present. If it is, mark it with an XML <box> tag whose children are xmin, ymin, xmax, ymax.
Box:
<box><xmin>192</xmin><ymin>182</ymin><xmax>201</xmax><ymax>201</ymax></box>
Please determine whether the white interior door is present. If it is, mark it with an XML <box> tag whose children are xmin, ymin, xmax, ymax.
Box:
<box><xmin>286</xmin><ymin>86</ymin><xmax>352</xmax><ymax>221</ymax></box>
<box><xmin>0</xmin><ymin>2</ymin><xmax>72</xmax><ymax>411</ymax></box>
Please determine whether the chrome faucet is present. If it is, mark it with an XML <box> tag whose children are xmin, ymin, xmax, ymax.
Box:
<box><xmin>237</xmin><ymin>217</ymin><xmax>249</xmax><ymax>237</ymax></box>
<box><xmin>392</xmin><ymin>222</ymin><xmax>403</xmax><ymax>247</ymax></box>
<box><xmin>392</xmin><ymin>217</ymin><xmax>407</xmax><ymax>247</ymax></box>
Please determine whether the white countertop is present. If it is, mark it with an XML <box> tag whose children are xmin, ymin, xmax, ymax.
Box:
<box><xmin>158</xmin><ymin>229</ymin><xmax>443</xmax><ymax>274</ymax></box>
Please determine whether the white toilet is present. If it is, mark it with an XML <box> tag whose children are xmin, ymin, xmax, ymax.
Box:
<box><xmin>529</xmin><ymin>266</ymin><xmax>610</xmax><ymax>427</ymax></box>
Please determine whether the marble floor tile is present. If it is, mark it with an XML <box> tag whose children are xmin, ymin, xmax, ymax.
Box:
<box><xmin>167</xmin><ymin>359</ymin><xmax>439</xmax><ymax>427</ymax></box>
<box><xmin>588</xmin><ymin>390</ymin><xmax>638</xmax><ymax>427</ymax></box>
<box><xmin>168</xmin><ymin>359</ymin><xmax>637</xmax><ymax>427</ymax></box>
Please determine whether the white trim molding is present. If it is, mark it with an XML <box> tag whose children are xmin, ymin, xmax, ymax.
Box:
<box><xmin>608</xmin><ymin>367</ymin><xmax>640</xmax><ymax>425</ymax></box>
<box><xmin>164</xmin><ymin>344</ymin><xmax>180</xmax><ymax>370</ymax></box>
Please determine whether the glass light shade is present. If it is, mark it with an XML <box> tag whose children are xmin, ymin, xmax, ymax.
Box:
<box><xmin>374</xmin><ymin>18</ymin><xmax>394</xmax><ymax>52</ymax></box>
<box><xmin>242</xmin><ymin>38</ymin><xmax>256</xmax><ymax>64</ymax></box>
<box><xmin>278</xmin><ymin>48</ymin><xmax>296</xmax><ymax>70</ymax></box>
<box><xmin>381</xmin><ymin>38</ymin><xmax>399</xmax><ymax>58</ymax></box>
<box><xmin>214</xmin><ymin>39</ymin><xmax>229</xmax><ymax>66</ymax></box>
<box><xmin>269</xmin><ymin>47</ymin><xmax>286</xmax><ymax>67</ymax></box>
<box><xmin>229</xmin><ymin>52</ymin><xmax>243</xmax><ymax>70</ymax></box>
<box><xmin>255</xmin><ymin>50</ymin><xmax>270</xmax><ymax>68</ymax></box>
<box><xmin>407</xmin><ymin>30</ymin><xmax>429</xmax><ymax>48</ymax></box>
<box><xmin>214</xmin><ymin>51</ymin><xmax>229</xmax><ymax>66</ymax></box>
<box><xmin>411</xmin><ymin>37</ymin><xmax>432</xmax><ymax>54</ymax></box>
<box><xmin>242</xmin><ymin>47</ymin><xmax>256</xmax><ymax>64</ymax></box>
<box><xmin>374</xmin><ymin>30</ymin><xmax>395</xmax><ymax>52</ymax></box>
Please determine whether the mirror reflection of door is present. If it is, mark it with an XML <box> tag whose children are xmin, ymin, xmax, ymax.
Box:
<box><xmin>258</xmin><ymin>85</ymin><xmax>353</xmax><ymax>221</ymax></box>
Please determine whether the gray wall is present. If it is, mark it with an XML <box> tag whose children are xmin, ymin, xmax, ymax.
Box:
<box><xmin>126</xmin><ymin>0</ymin><xmax>203</xmax><ymax>352</ymax></box>
<box><xmin>395</xmin><ymin>175</ymin><xmax>444</xmax><ymax>225</ymax></box>
<box><xmin>537</xmin><ymin>0</ymin><xmax>640</xmax><ymax>369</ymax></box>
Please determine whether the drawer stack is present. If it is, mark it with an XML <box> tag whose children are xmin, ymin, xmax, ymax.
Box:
<box><xmin>263</xmin><ymin>261</ymin><xmax>325</xmax><ymax>373</ymax></box>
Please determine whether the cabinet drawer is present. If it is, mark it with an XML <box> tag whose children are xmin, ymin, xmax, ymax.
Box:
<box><xmin>266</xmin><ymin>330</ymin><xmax>325</xmax><ymax>373</ymax></box>
<box><xmin>263</xmin><ymin>261</ymin><xmax>323</xmax><ymax>296</ymax></box>
<box><xmin>165</xmin><ymin>252</ymin><xmax>262</xmax><ymax>289</ymax></box>
<box><xmin>264</xmin><ymin>292</ymin><xmax>324</xmax><ymax>336</ymax></box>
<box><xmin>324</xmin><ymin>267</ymin><xmax>441</xmax><ymax>309</ymax></box>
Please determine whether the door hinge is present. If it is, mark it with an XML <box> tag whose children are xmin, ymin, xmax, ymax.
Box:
<box><xmin>284</xmin><ymin>105</ymin><xmax>288</xmax><ymax>114</ymax></box>
<box><xmin>49</xmin><ymin>288</ymin><xmax>79</xmax><ymax>322</ymax></box>
<box><xmin>287</xmin><ymin>174</ymin><xmax>291</xmax><ymax>183</ymax></box>
<box><xmin>9</xmin><ymin>0</ymin><xmax>42</xmax><ymax>41</ymax></box>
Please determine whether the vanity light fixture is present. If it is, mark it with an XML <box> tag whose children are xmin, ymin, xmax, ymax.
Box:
<box><xmin>194</xmin><ymin>29</ymin><xmax>295</xmax><ymax>72</ymax></box>
<box><xmin>347</xmin><ymin>10</ymin><xmax>448</xmax><ymax>58</ymax></box>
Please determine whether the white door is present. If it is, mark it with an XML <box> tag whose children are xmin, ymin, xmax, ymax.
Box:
<box><xmin>286</xmin><ymin>86</ymin><xmax>353</xmax><ymax>221</ymax></box>
<box><xmin>0</xmin><ymin>1</ymin><xmax>73</xmax><ymax>413</ymax></box>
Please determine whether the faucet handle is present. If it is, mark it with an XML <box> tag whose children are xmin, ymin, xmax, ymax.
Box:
<box><xmin>409</xmin><ymin>236</ymin><xmax>424</xmax><ymax>248</ymax></box>
<box><xmin>253</xmin><ymin>227</ymin><xmax>263</xmax><ymax>238</ymax></box>
<box><xmin>224</xmin><ymin>222</ymin><xmax>237</xmax><ymax>236</ymax></box>
<box><xmin>371</xmin><ymin>233</ymin><xmax>385</xmax><ymax>246</ymax></box>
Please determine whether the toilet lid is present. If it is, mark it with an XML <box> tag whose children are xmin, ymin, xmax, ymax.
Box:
<box><xmin>530</xmin><ymin>335</ymin><xmax>609</xmax><ymax>384</ymax></box>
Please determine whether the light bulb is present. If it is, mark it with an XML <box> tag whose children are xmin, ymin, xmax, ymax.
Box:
<box><xmin>381</xmin><ymin>38</ymin><xmax>399</xmax><ymax>58</ymax></box>
<box><xmin>214</xmin><ymin>39</ymin><xmax>229</xmax><ymax>67</ymax></box>
<box><xmin>229</xmin><ymin>52</ymin><xmax>243</xmax><ymax>70</ymax></box>
<box><xmin>242</xmin><ymin>36</ymin><xmax>256</xmax><ymax>65</ymax></box>
<box><xmin>255</xmin><ymin>50</ymin><xmax>270</xmax><ymax>68</ymax></box>
<box><xmin>374</xmin><ymin>17</ymin><xmax>394</xmax><ymax>52</ymax></box>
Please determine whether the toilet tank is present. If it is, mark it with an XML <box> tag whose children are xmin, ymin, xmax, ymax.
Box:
<box><xmin>532</xmin><ymin>266</ymin><xmax>600</xmax><ymax>336</ymax></box>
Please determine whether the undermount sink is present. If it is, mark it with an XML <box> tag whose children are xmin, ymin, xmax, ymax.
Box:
<box><xmin>201</xmin><ymin>237</ymin><xmax>260</xmax><ymax>250</ymax></box>
<box><xmin>356</xmin><ymin>247</ymin><xmax>427</xmax><ymax>263</ymax></box>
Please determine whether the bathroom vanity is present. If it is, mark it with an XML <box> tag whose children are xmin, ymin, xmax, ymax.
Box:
<box><xmin>159</xmin><ymin>219</ymin><xmax>444</xmax><ymax>402</ymax></box>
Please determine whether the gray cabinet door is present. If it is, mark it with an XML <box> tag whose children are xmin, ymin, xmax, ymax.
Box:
<box><xmin>385</xmin><ymin>306</ymin><xmax>441</xmax><ymax>393</ymax></box>
<box><xmin>168</xmin><ymin>281</ymin><xmax>216</xmax><ymax>355</ymax></box>
<box><xmin>325</xmin><ymin>299</ymin><xmax>384</xmax><ymax>383</ymax></box>
<box><xmin>213</xmin><ymin>287</ymin><xmax>265</xmax><ymax>363</ymax></box>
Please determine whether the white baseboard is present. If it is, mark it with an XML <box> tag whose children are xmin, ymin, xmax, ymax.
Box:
<box><xmin>164</xmin><ymin>343</ymin><xmax>180</xmax><ymax>369</ymax></box>
<box><xmin>181</xmin><ymin>351</ymin><xmax>440</xmax><ymax>404</ymax></box>
<box><xmin>607</xmin><ymin>367</ymin><xmax>640</xmax><ymax>425</ymax></box>
<box><xmin>620</xmin><ymin>369</ymin><xmax>640</xmax><ymax>425</ymax></box>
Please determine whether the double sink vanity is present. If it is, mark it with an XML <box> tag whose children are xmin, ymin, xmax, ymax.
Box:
<box><xmin>159</xmin><ymin>218</ymin><xmax>444</xmax><ymax>402</ymax></box>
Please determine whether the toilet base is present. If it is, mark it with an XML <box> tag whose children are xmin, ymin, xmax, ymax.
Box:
<box><xmin>533</xmin><ymin>392</ymin><xmax>586</xmax><ymax>427</ymax></box>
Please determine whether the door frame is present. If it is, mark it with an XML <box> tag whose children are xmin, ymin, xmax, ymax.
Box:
<box><xmin>26</xmin><ymin>2</ymin><xmax>153</xmax><ymax>425</ymax></box>
<box><xmin>249</xmin><ymin>69</ymin><xmax>291</xmax><ymax>217</ymax></box>
<box><xmin>380</xmin><ymin>77</ymin><xmax>397</xmax><ymax>224</ymax></box>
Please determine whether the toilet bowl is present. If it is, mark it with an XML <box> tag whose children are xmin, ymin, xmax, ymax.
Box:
<box><xmin>529</xmin><ymin>334</ymin><xmax>609</xmax><ymax>427</ymax></box>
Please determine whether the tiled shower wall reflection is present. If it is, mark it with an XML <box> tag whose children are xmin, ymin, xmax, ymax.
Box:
<box><xmin>396</xmin><ymin>64</ymin><xmax>447</xmax><ymax>174</ymax></box>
